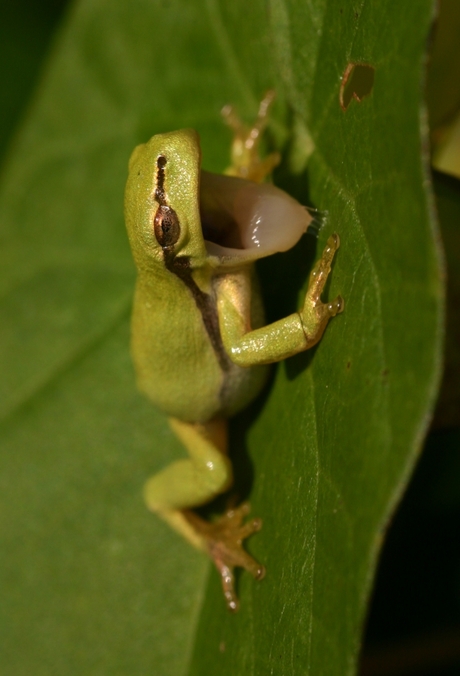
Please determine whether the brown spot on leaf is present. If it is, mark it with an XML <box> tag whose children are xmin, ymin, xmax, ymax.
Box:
<box><xmin>340</xmin><ymin>63</ymin><xmax>375</xmax><ymax>110</ymax></box>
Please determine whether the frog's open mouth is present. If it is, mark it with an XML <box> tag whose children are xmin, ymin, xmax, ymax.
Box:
<box><xmin>199</xmin><ymin>171</ymin><xmax>313</xmax><ymax>263</ymax></box>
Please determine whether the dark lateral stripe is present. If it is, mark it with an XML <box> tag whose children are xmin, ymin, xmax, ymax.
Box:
<box><xmin>155</xmin><ymin>155</ymin><xmax>167</xmax><ymax>205</ymax></box>
<box><xmin>154</xmin><ymin>155</ymin><xmax>231</xmax><ymax>373</ymax></box>
<box><xmin>164</xmin><ymin>251</ymin><xmax>231</xmax><ymax>373</ymax></box>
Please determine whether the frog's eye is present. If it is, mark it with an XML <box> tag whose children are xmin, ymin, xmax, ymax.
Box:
<box><xmin>154</xmin><ymin>204</ymin><xmax>181</xmax><ymax>249</ymax></box>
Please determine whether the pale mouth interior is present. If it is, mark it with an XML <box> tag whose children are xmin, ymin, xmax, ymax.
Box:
<box><xmin>199</xmin><ymin>170</ymin><xmax>313</xmax><ymax>263</ymax></box>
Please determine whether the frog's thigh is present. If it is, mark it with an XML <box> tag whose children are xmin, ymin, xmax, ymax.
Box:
<box><xmin>144</xmin><ymin>417</ymin><xmax>232</xmax><ymax>547</ymax></box>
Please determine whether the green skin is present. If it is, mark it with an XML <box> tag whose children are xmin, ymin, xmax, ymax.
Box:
<box><xmin>125</xmin><ymin>126</ymin><xmax>343</xmax><ymax>611</ymax></box>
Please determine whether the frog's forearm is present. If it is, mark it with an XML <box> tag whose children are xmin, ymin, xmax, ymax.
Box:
<box><xmin>218</xmin><ymin>292</ymin><xmax>309</xmax><ymax>365</ymax></box>
<box><xmin>217</xmin><ymin>234</ymin><xmax>343</xmax><ymax>368</ymax></box>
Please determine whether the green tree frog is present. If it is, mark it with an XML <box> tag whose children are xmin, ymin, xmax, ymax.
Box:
<box><xmin>124</xmin><ymin>92</ymin><xmax>344</xmax><ymax>612</ymax></box>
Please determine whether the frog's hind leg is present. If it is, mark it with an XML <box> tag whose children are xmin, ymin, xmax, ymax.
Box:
<box><xmin>144</xmin><ymin>417</ymin><xmax>264</xmax><ymax>611</ymax></box>
<box><xmin>144</xmin><ymin>417</ymin><xmax>231</xmax><ymax>548</ymax></box>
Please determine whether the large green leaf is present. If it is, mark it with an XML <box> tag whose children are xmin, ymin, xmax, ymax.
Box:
<box><xmin>0</xmin><ymin>2</ymin><xmax>442</xmax><ymax>675</ymax></box>
<box><xmin>0</xmin><ymin>0</ymin><xmax>69</xmax><ymax>159</ymax></box>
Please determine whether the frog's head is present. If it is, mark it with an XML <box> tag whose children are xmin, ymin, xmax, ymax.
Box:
<box><xmin>125</xmin><ymin>128</ymin><xmax>314</xmax><ymax>274</ymax></box>
<box><xmin>125</xmin><ymin>129</ymin><xmax>207</xmax><ymax>272</ymax></box>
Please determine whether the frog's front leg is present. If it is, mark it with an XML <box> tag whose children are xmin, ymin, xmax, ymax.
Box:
<box><xmin>217</xmin><ymin>234</ymin><xmax>344</xmax><ymax>366</ymax></box>
<box><xmin>222</xmin><ymin>89</ymin><xmax>281</xmax><ymax>182</ymax></box>
<box><xmin>144</xmin><ymin>417</ymin><xmax>264</xmax><ymax>612</ymax></box>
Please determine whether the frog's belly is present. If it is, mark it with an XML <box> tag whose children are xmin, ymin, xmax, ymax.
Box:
<box><xmin>131</xmin><ymin>300</ymin><xmax>268</xmax><ymax>423</ymax></box>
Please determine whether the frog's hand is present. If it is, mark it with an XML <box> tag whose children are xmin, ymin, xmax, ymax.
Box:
<box><xmin>217</xmin><ymin>234</ymin><xmax>344</xmax><ymax>367</ymax></box>
<box><xmin>222</xmin><ymin>90</ymin><xmax>280</xmax><ymax>183</ymax></box>
<box><xmin>144</xmin><ymin>417</ymin><xmax>264</xmax><ymax>611</ymax></box>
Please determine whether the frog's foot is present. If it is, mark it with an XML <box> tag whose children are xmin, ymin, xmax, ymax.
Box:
<box><xmin>183</xmin><ymin>503</ymin><xmax>265</xmax><ymax>612</ymax></box>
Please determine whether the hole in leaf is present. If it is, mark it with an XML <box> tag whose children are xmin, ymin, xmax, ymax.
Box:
<box><xmin>340</xmin><ymin>63</ymin><xmax>375</xmax><ymax>110</ymax></box>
